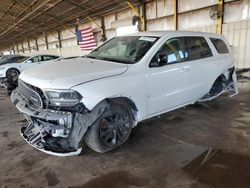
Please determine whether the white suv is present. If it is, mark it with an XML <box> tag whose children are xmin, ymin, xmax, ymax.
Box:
<box><xmin>11</xmin><ymin>31</ymin><xmax>238</xmax><ymax>156</ymax></box>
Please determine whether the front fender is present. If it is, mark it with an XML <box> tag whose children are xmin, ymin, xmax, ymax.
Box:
<box><xmin>71</xmin><ymin>75</ymin><xmax>147</xmax><ymax>121</ymax></box>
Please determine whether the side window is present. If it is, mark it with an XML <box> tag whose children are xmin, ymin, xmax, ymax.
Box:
<box><xmin>43</xmin><ymin>55</ymin><xmax>55</xmax><ymax>61</ymax></box>
<box><xmin>53</xmin><ymin>56</ymin><xmax>59</xmax><ymax>59</ymax></box>
<box><xmin>9</xmin><ymin>57</ymin><xmax>19</xmax><ymax>62</ymax></box>
<box><xmin>150</xmin><ymin>37</ymin><xmax>187</xmax><ymax>67</ymax></box>
<box><xmin>30</xmin><ymin>56</ymin><xmax>42</xmax><ymax>63</ymax></box>
<box><xmin>210</xmin><ymin>38</ymin><xmax>229</xmax><ymax>54</ymax></box>
<box><xmin>18</xmin><ymin>57</ymin><xmax>25</xmax><ymax>61</ymax></box>
<box><xmin>4</xmin><ymin>58</ymin><xmax>11</xmax><ymax>63</ymax></box>
<box><xmin>185</xmin><ymin>37</ymin><xmax>213</xmax><ymax>61</ymax></box>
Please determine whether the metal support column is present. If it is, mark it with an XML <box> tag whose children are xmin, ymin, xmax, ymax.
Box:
<box><xmin>141</xmin><ymin>2</ymin><xmax>147</xmax><ymax>31</ymax></box>
<box><xmin>58</xmin><ymin>31</ymin><xmax>62</xmax><ymax>48</ymax></box>
<box><xmin>75</xmin><ymin>24</ymin><xmax>78</xmax><ymax>45</ymax></box>
<box><xmin>21</xmin><ymin>43</ymin><xmax>24</xmax><ymax>53</ymax></box>
<box><xmin>12</xmin><ymin>45</ymin><xmax>15</xmax><ymax>54</ymax></box>
<box><xmin>45</xmin><ymin>35</ymin><xmax>49</xmax><ymax>50</ymax></box>
<box><xmin>27</xmin><ymin>40</ymin><xmax>31</xmax><ymax>52</ymax></box>
<box><xmin>16</xmin><ymin>45</ymin><xmax>19</xmax><ymax>54</ymax></box>
<box><xmin>217</xmin><ymin>0</ymin><xmax>224</xmax><ymax>34</ymax></box>
<box><xmin>174</xmin><ymin>0</ymin><xmax>178</xmax><ymax>30</ymax></box>
<box><xmin>101</xmin><ymin>17</ymin><xmax>107</xmax><ymax>41</ymax></box>
<box><xmin>35</xmin><ymin>38</ymin><xmax>39</xmax><ymax>51</ymax></box>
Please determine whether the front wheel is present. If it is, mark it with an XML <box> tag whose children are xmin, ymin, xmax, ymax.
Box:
<box><xmin>6</xmin><ymin>68</ymin><xmax>20</xmax><ymax>85</ymax></box>
<box><xmin>84</xmin><ymin>103</ymin><xmax>133</xmax><ymax>153</ymax></box>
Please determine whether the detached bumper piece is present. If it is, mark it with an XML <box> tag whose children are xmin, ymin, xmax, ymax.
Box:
<box><xmin>0</xmin><ymin>78</ymin><xmax>17</xmax><ymax>90</ymax></box>
<box><xmin>20</xmin><ymin>120</ymin><xmax>82</xmax><ymax>157</ymax></box>
<box><xmin>11</xmin><ymin>89</ymin><xmax>82</xmax><ymax>157</ymax></box>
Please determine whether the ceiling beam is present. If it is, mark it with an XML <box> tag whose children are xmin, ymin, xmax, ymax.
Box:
<box><xmin>0</xmin><ymin>0</ymin><xmax>140</xmax><ymax>49</ymax></box>
<box><xmin>0</xmin><ymin>0</ymin><xmax>49</xmax><ymax>38</ymax></box>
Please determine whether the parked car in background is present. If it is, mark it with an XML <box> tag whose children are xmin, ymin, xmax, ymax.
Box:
<box><xmin>11</xmin><ymin>31</ymin><xmax>238</xmax><ymax>156</ymax></box>
<box><xmin>0</xmin><ymin>54</ymin><xmax>61</xmax><ymax>92</ymax></box>
<box><xmin>0</xmin><ymin>55</ymin><xmax>26</xmax><ymax>66</ymax></box>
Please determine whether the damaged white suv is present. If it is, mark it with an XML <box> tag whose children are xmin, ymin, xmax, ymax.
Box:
<box><xmin>11</xmin><ymin>31</ymin><xmax>238</xmax><ymax>156</ymax></box>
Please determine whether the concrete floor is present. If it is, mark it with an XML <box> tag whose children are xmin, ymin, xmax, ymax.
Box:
<box><xmin>0</xmin><ymin>72</ymin><xmax>250</xmax><ymax>188</ymax></box>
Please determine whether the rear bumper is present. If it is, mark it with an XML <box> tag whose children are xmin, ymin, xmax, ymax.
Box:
<box><xmin>11</xmin><ymin>89</ymin><xmax>83</xmax><ymax>157</ymax></box>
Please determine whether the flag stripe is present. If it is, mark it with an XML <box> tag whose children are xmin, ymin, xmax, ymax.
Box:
<box><xmin>79</xmin><ymin>39</ymin><xmax>96</xmax><ymax>44</ymax></box>
<box><xmin>80</xmin><ymin>43</ymin><xmax>97</xmax><ymax>48</ymax></box>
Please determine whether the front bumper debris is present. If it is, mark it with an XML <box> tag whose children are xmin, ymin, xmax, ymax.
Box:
<box><xmin>0</xmin><ymin>77</ymin><xmax>17</xmax><ymax>92</ymax></box>
<box><xmin>11</xmin><ymin>87</ymin><xmax>108</xmax><ymax>156</ymax></box>
<box><xmin>0</xmin><ymin>78</ymin><xmax>7</xmax><ymax>88</ymax></box>
<box><xmin>11</xmin><ymin>89</ymin><xmax>82</xmax><ymax>157</ymax></box>
<box><xmin>20</xmin><ymin>123</ymin><xmax>82</xmax><ymax>157</ymax></box>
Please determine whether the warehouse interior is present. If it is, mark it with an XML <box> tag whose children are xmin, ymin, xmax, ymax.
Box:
<box><xmin>0</xmin><ymin>0</ymin><xmax>250</xmax><ymax>187</ymax></box>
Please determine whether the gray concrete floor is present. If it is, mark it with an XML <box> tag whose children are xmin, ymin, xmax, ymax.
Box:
<box><xmin>0</xmin><ymin>72</ymin><xmax>250</xmax><ymax>188</ymax></box>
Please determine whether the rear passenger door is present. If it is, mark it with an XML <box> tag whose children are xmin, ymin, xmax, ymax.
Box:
<box><xmin>183</xmin><ymin>36</ymin><xmax>214</xmax><ymax>99</ymax></box>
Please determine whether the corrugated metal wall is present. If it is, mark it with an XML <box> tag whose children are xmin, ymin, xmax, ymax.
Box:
<box><xmin>13</xmin><ymin>0</ymin><xmax>250</xmax><ymax>68</ymax></box>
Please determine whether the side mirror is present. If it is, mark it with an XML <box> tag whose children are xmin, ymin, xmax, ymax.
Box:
<box><xmin>26</xmin><ymin>60</ymin><xmax>32</xmax><ymax>63</ymax></box>
<box><xmin>157</xmin><ymin>52</ymin><xmax>168</xmax><ymax>66</ymax></box>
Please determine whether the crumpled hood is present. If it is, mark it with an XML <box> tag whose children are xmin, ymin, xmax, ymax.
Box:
<box><xmin>19</xmin><ymin>58</ymin><xmax>128</xmax><ymax>89</ymax></box>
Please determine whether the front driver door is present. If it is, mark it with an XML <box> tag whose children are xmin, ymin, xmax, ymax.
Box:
<box><xmin>147</xmin><ymin>37</ymin><xmax>193</xmax><ymax>116</ymax></box>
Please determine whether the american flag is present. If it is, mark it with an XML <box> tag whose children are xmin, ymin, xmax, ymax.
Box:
<box><xmin>76</xmin><ymin>27</ymin><xmax>97</xmax><ymax>51</ymax></box>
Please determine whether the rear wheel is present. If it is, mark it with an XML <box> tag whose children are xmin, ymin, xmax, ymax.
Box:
<box><xmin>84</xmin><ymin>103</ymin><xmax>133</xmax><ymax>153</ymax></box>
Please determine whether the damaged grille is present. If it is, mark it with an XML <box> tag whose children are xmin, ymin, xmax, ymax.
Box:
<box><xmin>18</xmin><ymin>80</ymin><xmax>43</xmax><ymax>108</ymax></box>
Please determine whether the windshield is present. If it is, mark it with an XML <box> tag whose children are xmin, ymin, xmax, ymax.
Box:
<box><xmin>86</xmin><ymin>36</ymin><xmax>159</xmax><ymax>64</ymax></box>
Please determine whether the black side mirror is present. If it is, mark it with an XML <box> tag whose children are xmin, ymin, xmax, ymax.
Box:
<box><xmin>157</xmin><ymin>52</ymin><xmax>168</xmax><ymax>66</ymax></box>
<box><xmin>149</xmin><ymin>51</ymin><xmax>168</xmax><ymax>67</ymax></box>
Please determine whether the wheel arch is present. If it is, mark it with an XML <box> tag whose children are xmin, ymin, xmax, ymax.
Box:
<box><xmin>6</xmin><ymin>67</ymin><xmax>21</xmax><ymax>78</ymax></box>
<box><xmin>200</xmin><ymin>67</ymin><xmax>237</xmax><ymax>101</ymax></box>
<box><xmin>87</xmin><ymin>96</ymin><xmax>140</xmax><ymax>126</ymax></box>
<box><xmin>6</xmin><ymin>67</ymin><xmax>20</xmax><ymax>73</ymax></box>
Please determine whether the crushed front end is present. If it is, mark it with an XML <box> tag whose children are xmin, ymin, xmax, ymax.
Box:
<box><xmin>11</xmin><ymin>79</ymin><xmax>91</xmax><ymax>156</ymax></box>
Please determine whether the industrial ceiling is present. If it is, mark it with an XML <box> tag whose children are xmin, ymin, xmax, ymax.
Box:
<box><xmin>0</xmin><ymin>0</ymin><xmax>143</xmax><ymax>50</ymax></box>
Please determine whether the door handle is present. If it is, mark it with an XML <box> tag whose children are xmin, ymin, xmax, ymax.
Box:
<box><xmin>212</xmin><ymin>62</ymin><xmax>219</xmax><ymax>66</ymax></box>
<box><xmin>180</xmin><ymin>66</ymin><xmax>191</xmax><ymax>73</ymax></box>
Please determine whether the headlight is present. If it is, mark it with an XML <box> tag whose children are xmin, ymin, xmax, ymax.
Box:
<box><xmin>44</xmin><ymin>89</ymin><xmax>82</xmax><ymax>107</ymax></box>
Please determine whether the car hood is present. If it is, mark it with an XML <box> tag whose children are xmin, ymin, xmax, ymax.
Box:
<box><xmin>19</xmin><ymin>58</ymin><xmax>128</xmax><ymax>89</ymax></box>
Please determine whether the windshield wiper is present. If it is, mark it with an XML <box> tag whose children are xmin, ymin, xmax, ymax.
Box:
<box><xmin>101</xmin><ymin>57</ymin><xmax>135</xmax><ymax>64</ymax></box>
<box><xmin>85</xmin><ymin>55</ymin><xmax>97</xmax><ymax>59</ymax></box>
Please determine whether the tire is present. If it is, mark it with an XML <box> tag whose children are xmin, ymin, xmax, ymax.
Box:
<box><xmin>6</xmin><ymin>68</ymin><xmax>20</xmax><ymax>85</ymax></box>
<box><xmin>84</xmin><ymin>102</ymin><xmax>133</xmax><ymax>153</ymax></box>
<box><xmin>209</xmin><ymin>77</ymin><xmax>224</xmax><ymax>96</ymax></box>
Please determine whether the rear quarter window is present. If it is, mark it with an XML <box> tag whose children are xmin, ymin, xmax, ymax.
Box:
<box><xmin>210</xmin><ymin>38</ymin><xmax>229</xmax><ymax>54</ymax></box>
